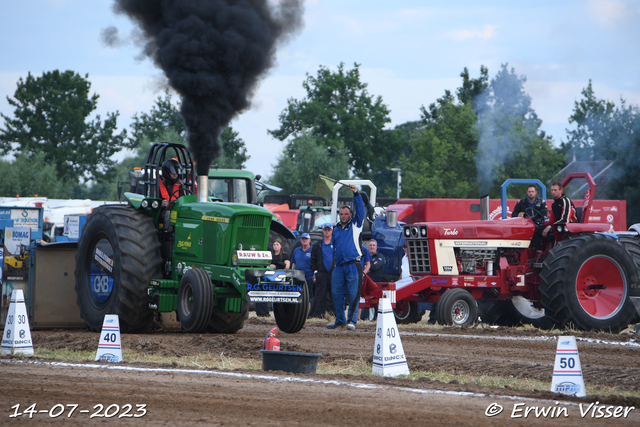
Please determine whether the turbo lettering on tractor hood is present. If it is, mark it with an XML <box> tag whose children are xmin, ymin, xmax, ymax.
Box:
<box><xmin>426</xmin><ymin>217</ymin><xmax>535</xmax><ymax>241</ymax></box>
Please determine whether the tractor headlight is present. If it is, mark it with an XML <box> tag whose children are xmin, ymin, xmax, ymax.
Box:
<box><xmin>411</xmin><ymin>226</ymin><xmax>419</xmax><ymax>238</ymax></box>
<box><xmin>141</xmin><ymin>200</ymin><xmax>149</xmax><ymax>208</ymax></box>
<box><xmin>420</xmin><ymin>227</ymin><xmax>427</xmax><ymax>237</ymax></box>
<box><xmin>404</xmin><ymin>227</ymin><xmax>411</xmax><ymax>237</ymax></box>
<box><xmin>151</xmin><ymin>200</ymin><xmax>159</xmax><ymax>209</ymax></box>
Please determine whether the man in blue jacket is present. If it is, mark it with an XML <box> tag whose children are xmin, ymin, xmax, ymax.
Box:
<box><xmin>327</xmin><ymin>184</ymin><xmax>365</xmax><ymax>330</ymax></box>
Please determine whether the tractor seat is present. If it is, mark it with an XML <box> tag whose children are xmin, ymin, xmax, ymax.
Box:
<box><xmin>575</xmin><ymin>206</ymin><xmax>583</xmax><ymax>223</ymax></box>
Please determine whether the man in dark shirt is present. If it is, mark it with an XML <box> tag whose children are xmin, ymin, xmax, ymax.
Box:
<box><xmin>366</xmin><ymin>239</ymin><xmax>386</xmax><ymax>282</ymax></box>
<box><xmin>512</xmin><ymin>185</ymin><xmax>547</xmax><ymax>251</ymax></box>
<box><xmin>292</xmin><ymin>233</ymin><xmax>314</xmax><ymax>284</ymax></box>
<box><xmin>512</xmin><ymin>185</ymin><xmax>547</xmax><ymax>219</ymax></box>
<box><xmin>309</xmin><ymin>224</ymin><xmax>334</xmax><ymax>318</ymax></box>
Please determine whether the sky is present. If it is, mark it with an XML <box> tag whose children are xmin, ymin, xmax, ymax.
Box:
<box><xmin>1</xmin><ymin>0</ymin><xmax>639</xmax><ymax>177</ymax></box>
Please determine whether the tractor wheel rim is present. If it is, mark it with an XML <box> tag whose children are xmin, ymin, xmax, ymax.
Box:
<box><xmin>395</xmin><ymin>301</ymin><xmax>410</xmax><ymax>319</ymax></box>
<box><xmin>451</xmin><ymin>300</ymin><xmax>469</xmax><ymax>324</ymax></box>
<box><xmin>576</xmin><ymin>255</ymin><xmax>626</xmax><ymax>319</ymax></box>
<box><xmin>180</xmin><ymin>284</ymin><xmax>194</xmax><ymax>317</ymax></box>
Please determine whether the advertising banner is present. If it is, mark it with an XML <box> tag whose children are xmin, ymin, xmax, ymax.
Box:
<box><xmin>2</xmin><ymin>227</ymin><xmax>31</xmax><ymax>324</ymax></box>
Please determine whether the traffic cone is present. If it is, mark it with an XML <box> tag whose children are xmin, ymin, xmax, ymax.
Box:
<box><xmin>372</xmin><ymin>297</ymin><xmax>410</xmax><ymax>377</ymax></box>
<box><xmin>95</xmin><ymin>314</ymin><xmax>122</xmax><ymax>362</ymax></box>
<box><xmin>550</xmin><ymin>336</ymin><xmax>586</xmax><ymax>397</ymax></box>
<box><xmin>1</xmin><ymin>289</ymin><xmax>34</xmax><ymax>356</ymax></box>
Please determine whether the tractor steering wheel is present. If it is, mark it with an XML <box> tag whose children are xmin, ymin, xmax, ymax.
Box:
<box><xmin>170</xmin><ymin>185</ymin><xmax>193</xmax><ymax>199</ymax></box>
<box><xmin>524</xmin><ymin>207</ymin><xmax>544</xmax><ymax>226</ymax></box>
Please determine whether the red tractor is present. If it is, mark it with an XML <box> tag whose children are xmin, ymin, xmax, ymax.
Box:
<box><xmin>361</xmin><ymin>173</ymin><xmax>640</xmax><ymax>333</ymax></box>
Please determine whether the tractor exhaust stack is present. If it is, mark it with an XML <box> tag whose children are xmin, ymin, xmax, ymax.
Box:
<box><xmin>198</xmin><ymin>174</ymin><xmax>208</xmax><ymax>203</ymax></box>
<box><xmin>480</xmin><ymin>195</ymin><xmax>490</xmax><ymax>220</ymax></box>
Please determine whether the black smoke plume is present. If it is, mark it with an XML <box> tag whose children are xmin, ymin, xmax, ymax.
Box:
<box><xmin>111</xmin><ymin>0</ymin><xmax>304</xmax><ymax>174</ymax></box>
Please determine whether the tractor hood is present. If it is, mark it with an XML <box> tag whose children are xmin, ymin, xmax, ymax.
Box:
<box><xmin>410</xmin><ymin>217</ymin><xmax>535</xmax><ymax>242</ymax></box>
<box><xmin>174</xmin><ymin>195</ymin><xmax>272</xmax><ymax>222</ymax></box>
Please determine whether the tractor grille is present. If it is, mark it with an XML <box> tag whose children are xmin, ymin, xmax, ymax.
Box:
<box><xmin>242</xmin><ymin>215</ymin><xmax>268</xmax><ymax>228</ymax></box>
<box><xmin>408</xmin><ymin>240</ymin><xmax>431</xmax><ymax>273</ymax></box>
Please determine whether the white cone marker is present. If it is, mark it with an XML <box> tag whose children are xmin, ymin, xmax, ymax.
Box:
<box><xmin>1</xmin><ymin>289</ymin><xmax>34</xmax><ymax>356</ymax></box>
<box><xmin>372</xmin><ymin>297</ymin><xmax>410</xmax><ymax>377</ymax></box>
<box><xmin>550</xmin><ymin>336</ymin><xmax>586</xmax><ymax>397</ymax></box>
<box><xmin>95</xmin><ymin>314</ymin><xmax>122</xmax><ymax>362</ymax></box>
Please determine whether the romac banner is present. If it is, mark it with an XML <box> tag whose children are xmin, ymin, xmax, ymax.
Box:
<box><xmin>2</xmin><ymin>227</ymin><xmax>31</xmax><ymax>324</ymax></box>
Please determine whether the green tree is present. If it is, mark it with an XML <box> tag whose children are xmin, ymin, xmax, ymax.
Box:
<box><xmin>268</xmin><ymin>132</ymin><xmax>350</xmax><ymax>195</ymax></box>
<box><xmin>0</xmin><ymin>70</ymin><xmax>128</xmax><ymax>184</ymax></box>
<box><xmin>268</xmin><ymin>62</ymin><xmax>393</xmax><ymax>179</ymax></box>
<box><xmin>456</xmin><ymin>66</ymin><xmax>490</xmax><ymax>106</ymax></box>
<box><xmin>400</xmin><ymin>65</ymin><xmax>561</xmax><ymax>199</ymax></box>
<box><xmin>128</xmin><ymin>93</ymin><xmax>247</xmax><ymax>169</ymax></box>
<box><xmin>129</xmin><ymin>91</ymin><xmax>186</xmax><ymax>148</ymax></box>
<box><xmin>562</xmin><ymin>80</ymin><xmax>621</xmax><ymax>161</ymax></box>
<box><xmin>563</xmin><ymin>82</ymin><xmax>640</xmax><ymax>225</ymax></box>
<box><xmin>400</xmin><ymin>67</ymin><xmax>486</xmax><ymax>198</ymax></box>
<box><xmin>215</xmin><ymin>126</ymin><xmax>250</xmax><ymax>169</ymax></box>
<box><xmin>400</xmin><ymin>100</ymin><xmax>479</xmax><ymax>198</ymax></box>
<box><xmin>0</xmin><ymin>151</ymin><xmax>69</xmax><ymax>198</ymax></box>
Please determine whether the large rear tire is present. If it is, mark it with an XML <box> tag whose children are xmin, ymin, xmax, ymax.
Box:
<box><xmin>207</xmin><ymin>301</ymin><xmax>249</xmax><ymax>334</ymax></box>
<box><xmin>394</xmin><ymin>300</ymin><xmax>423</xmax><ymax>324</ymax></box>
<box><xmin>177</xmin><ymin>268</ymin><xmax>214</xmax><ymax>333</ymax></box>
<box><xmin>540</xmin><ymin>234</ymin><xmax>638</xmax><ymax>333</ymax></box>
<box><xmin>273</xmin><ymin>281</ymin><xmax>309</xmax><ymax>333</ymax></box>
<box><xmin>436</xmin><ymin>288</ymin><xmax>477</xmax><ymax>326</ymax></box>
<box><xmin>616</xmin><ymin>235</ymin><xmax>640</xmax><ymax>323</ymax></box>
<box><xmin>75</xmin><ymin>205</ymin><xmax>162</xmax><ymax>333</ymax></box>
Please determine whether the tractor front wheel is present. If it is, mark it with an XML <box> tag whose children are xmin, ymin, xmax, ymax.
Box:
<box><xmin>506</xmin><ymin>296</ymin><xmax>558</xmax><ymax>330</ymax></box>
<box><xmin>477</xmin><ymin>299</ymin><xmax>515</xmax><ymax>326</ymax></box>
<box><xmin>436</xmin><ymin>288</ymin><xmax>477</xmax><ymax>326</ymax></box>
<box><xmin>207</xmin><ymin>302</ymin><xmax>249</xmax><ymax>334</ymax></box>
<box><xmin>273</xmin><ymin>281</ymin><xmax>309</xmax><ymax>333</ymax></box>
<box><xmin>394</xmin><ymin>300</ymin><xmax>423</xmax><ymax>324</ymax></box>
<box><xmin>478</xmin><ymin>297</ymin><xmax>557</xmax><ymax>329</ymax></box>
<box><xmin>177</xmin><ymin>268</ymin><xmax>214</xmax><ymax>333</ymax></box>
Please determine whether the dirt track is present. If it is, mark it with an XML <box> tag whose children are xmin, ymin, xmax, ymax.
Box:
<box><xmin>1</xmin><ymin>316</ymin><xmax>639</xmax><ymax>425</ymax></box>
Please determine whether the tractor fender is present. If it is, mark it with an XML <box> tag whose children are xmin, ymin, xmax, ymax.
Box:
<box><xmin>628</xmin><ymin>223</ymin><xmax>640</xmax><ymax>235</ymax></box>
<box><xmin>270</xmin><ymin>219</ymin><xmax>295</xmax><ymax>241</ymax></box>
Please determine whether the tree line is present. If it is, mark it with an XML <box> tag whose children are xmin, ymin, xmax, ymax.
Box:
<box><xmin>0</xmin><ymin>70</ymin><xmax>248</xmax><ymax>200</ymax></box>
<box><xmin>266</xmin><ymin>62</ymin><xmax>640</xmax><ymax>225</ymax></box>
<box><xmin>1</xmin><ymin>66</ymin><xmax>639</xmax><ymax>224</ymax></box>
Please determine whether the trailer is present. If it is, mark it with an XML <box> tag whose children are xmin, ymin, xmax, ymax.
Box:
<box><xmin>0</xmin><ymin>206</ymin><xmax>86</xmax><ymax>329</ymax></box>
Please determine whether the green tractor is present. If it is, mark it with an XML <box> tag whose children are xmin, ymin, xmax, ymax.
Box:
<box><xmin>75</xmin><ymin>142</ymin><xmax>308</xmax><ymax>333</ymax></box>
